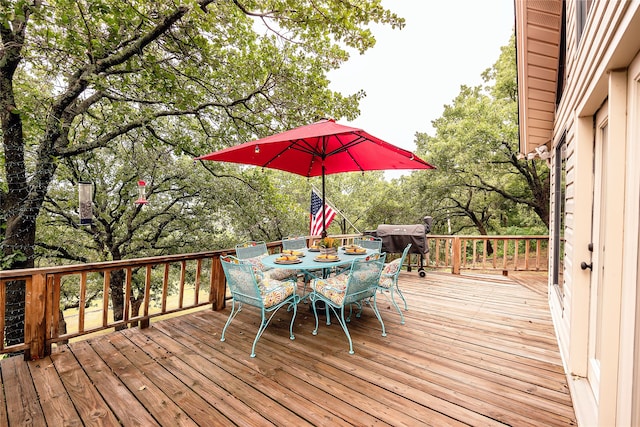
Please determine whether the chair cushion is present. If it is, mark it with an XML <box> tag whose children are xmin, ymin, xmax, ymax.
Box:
<box><xmin>313</xmin><ymin>274</ymin><xmax>349</xmax><ymax>305</ymax></box>
<box><xmin>378</xmin><ymin>275</ymin><xmax>394</xmax><ymax>289</ymax></box>
<box><xmin>260</xmin><ymin>278</ymin><xmax>295</xmax><ymax>308</ymax></box>
<box><xmin>382</xmin><ymin>258</ymin><xmax>402</xmax><ymax>275</ymax></box>
<box><xmin>227</xmin><ymin>268</ymin><xmax>256</xmax><ymax>291</ymax></box>
<box><xmin>263</xmin><ymin>267</ymin><xmax>299</xmax><ymax>281</ymax></box>
<box><xmin>379</xmin><ymin>259</ymin><xmax>402</xmax><ymax>288</ymax></box>
<box><xmin>243</xmin><ymin>254</ymin><xmax>269</xmax><ymax>273</ymax></box>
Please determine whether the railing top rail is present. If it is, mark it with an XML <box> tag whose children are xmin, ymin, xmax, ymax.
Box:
<box><xmin>0</xmin><ymin>234</ymin><xmax>545</xmax><ymax>281</ymax></box>
<box><xmin>428</xmin><ymin>235</ymin><xmax>549</xmax><ymax>240</ymax></box>
<box><xmin>0</xmin><ymin>249</ymin><xmax>229</xmax><ymax>280</ymax></box>
<box><xmin>0</xmin><ymin>233</ymin><xmax>363</xmax><ymax>281</ymax></box>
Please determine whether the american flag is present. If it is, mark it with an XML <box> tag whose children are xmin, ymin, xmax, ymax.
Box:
<box><xmin>310</xmin><ymin>190</ymin><xmax>337</xmax><ymax>236</ymax></box>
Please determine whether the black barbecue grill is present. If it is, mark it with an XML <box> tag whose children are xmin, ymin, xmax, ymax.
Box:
<box><xmin>372</xmin><ymin>217</ymin><xmax>432</xmax><ymax>277</ymax></box>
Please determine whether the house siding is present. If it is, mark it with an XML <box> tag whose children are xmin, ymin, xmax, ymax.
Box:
<box><xmin>541</xmin><ymin>1</ymin><xmax>640</xmax><ymax>426</ymax></box>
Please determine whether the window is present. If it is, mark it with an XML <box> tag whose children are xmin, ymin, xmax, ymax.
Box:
<box><xmin>553</xmin><ymin>137</ymin><xmax>567</xmax><ymax>296</ymax></box>
<box><xmin>556</xmin><ymin>1</ymin><xmax>566</xmax><ymax>105</ymax></box>
<box><xmin>576</xmin><ymin>0</ymin><xmax>593</xmax><ymax>42</ymax></box>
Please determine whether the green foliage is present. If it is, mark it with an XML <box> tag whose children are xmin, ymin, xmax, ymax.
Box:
<box><xmin>1</xmin><ymin>0</ymin><xmax>404</xmax><ymax>271</ymax></box>
<box><xmin>412</xmin><ymin>36</ymin><xmax>549</xmax><ymax>236</ymax></box>
<box><xmin>0</xmin><ymin>250</ymin><xmax>27</xmax><ymax>270</ymax></box>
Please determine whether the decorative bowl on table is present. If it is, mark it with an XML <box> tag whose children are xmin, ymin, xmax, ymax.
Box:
<box><xmin>319</xmin><ymin>247</ymin><xmax>337</xmax><ymax>256</ymax></box>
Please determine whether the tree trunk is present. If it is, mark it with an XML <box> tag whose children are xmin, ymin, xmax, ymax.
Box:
<box><xmin>3</xmin><ymin>211</ymin><xmax>37</xmax><ymax>348</ymax></box>
<box><xmin>110</xmin><ymin>269</ymin><xmax>126</xmax><ymax>330</ymax></box>
<box><xmin>129</xmin><ymin>294</ymin><xmax>145</xmax><ymax>327</ymax></box>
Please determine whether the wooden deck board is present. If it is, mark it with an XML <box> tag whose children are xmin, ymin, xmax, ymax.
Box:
<box><xmin>0</xmin><ymin>271</ymin><xmax>577</xmax><ymax>426</ymax></box>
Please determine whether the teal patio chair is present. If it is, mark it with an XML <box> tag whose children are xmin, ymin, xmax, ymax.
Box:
<box><xmin>235</xmin><ymin>241</ymin><xmax>269</xmax><ymax>260</ymax></box>
<box><xmin>377</xmin><ymin>243</ymin><xmax>411</xmax><ymax>324</ymax></box>
<box><xmin>282</xmin><ymin>235</ymin><xmax>321</xmax><ymax>297</ymax></box>
<box><xmin>220</xmin><ymin>256</ymin><xmax>299</xmax><ymax>358</ymax></box>
<box><xmin>309</xmin><ymin>253</ymin><xmax>387</xmax><ymax>354</ymax></box>
<box><xmin>235</xmin><ymin>241</ymin><xmax>298</xmax><ymax>281</ymax></box>
<box><xmin>282</xmin><ymin>236</ymin><xmax>308</xmax><ymax>250</ymax></box>
<box><xmin>354</xmin><ymin>235</ymin><xmax>383</xmax><ymax>251</ymax></box>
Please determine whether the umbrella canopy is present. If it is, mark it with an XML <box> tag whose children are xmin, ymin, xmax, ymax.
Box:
<box><xmin>196</xmin><ymin>119</ymin><xmax>435</xmax><ymax>235</ymax></box>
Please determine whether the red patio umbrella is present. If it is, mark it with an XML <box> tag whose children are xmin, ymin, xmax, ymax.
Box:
<box><xmin>195</xmin><ymin>119</ymin><xmax>435</xmax><ymax>236</ymax></box>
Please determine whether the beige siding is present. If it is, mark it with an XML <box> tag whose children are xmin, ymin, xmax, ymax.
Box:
<box><xmin>545</xmin><ymin>2</ymin><xmax>640</xmax><ymax>425</ymax></box>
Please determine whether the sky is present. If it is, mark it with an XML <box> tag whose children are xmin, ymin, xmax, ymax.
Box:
<box><xmin>328</xmin><ymin>0</ymin><xmax>515</xmax><ymax>160</ymax></box>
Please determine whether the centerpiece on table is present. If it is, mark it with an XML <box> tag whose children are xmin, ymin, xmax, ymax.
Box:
<box><xmin>318</xmin><ymin>237</ymin><xmax>340</xmax><ymax>255</ymax></box>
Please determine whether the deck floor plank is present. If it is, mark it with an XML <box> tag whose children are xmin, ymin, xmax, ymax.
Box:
<box><xmin>1</xmin><ymin>270</ymin><xmax>577</xmax><ymax>426</ymax></box>
<box><xmin>133</xmin><ymin>322</ymin><xmax>314</xmax><ymax>427</ymax></box>
<box><xmin>174</xmin><ymin>312</ymin><xmax>464</xmax><ymax>427</ymax></box>
<box><xmin>70</xmin><ymin>340</ymin><xmax>162</xmax><ymax>426</ymax></box>
<box><xmin>1</xmin><ymin>355</ymin><xmax>46</xmax><ymax>426</ymax></box>
<box><xmin>27</xmin><ymin>355</ymin><xmax>83</xmax><ymax>426</ymax></box>
<box><xmin>106</xmin><ymin>332</ymin><xmax>232</xmax><ymax>426</ymax></box>
<box><xmin>87</xmin><ymin>337</ymin><xmax>199</xmax><ymax>427</ymax></box>
<box><xmin>49</xmin><ymin>345</ymin><xmax>121</xmax><ymax>426</ymax></box>
<box><xmin>122</xmin><ymin>326</ymin><xmax>273</xmax><ymax>427</ymax></box>
<box><xmin>151</xmin><ymin>317</ymin><xmax>354</xmax><ymax>427</ymax></box>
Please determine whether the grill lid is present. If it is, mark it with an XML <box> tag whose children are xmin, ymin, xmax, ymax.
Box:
<box><xmin>376</xmin><ymin>224</ymin><xmax>428</xmax><ymax>254</ymax></box>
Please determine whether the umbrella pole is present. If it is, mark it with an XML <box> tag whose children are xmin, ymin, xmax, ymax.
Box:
<box><xmin>321</xmin><ymin>164</ymin><xmax>327</xmax><ymax>238</ymax></box>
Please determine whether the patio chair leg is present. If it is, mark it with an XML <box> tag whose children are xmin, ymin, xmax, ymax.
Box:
<box><xmin>370</xmin><ymin>296</ymin><xmax>387</xmax><ymax>337</ymax></box>
<box><xmin>311</xmin><ymin>296</ymin><xmax>320</xmax><ymax>336</ymax></box>
<box><xmin>220</xmin><ymin>301</ymin><xmax>242</xmax><ymax>343</ymax></box>
<box><xmin>288</xmin><ymin>300</ymin><xmax>298</xmax><ymax>341</ymax></box>
<box><xmin>395</xmin><ymin>285</ymin><xmax>408</xmax><ymax>311</ymax></box>
<box><xmin>336</xmin><ymin>307</ymin><xmax>355</xmax><ymax>354</ymax></box>
<box><xmin>389</xmin><ymin>289</ymin><xmax>405</xmax><ymax>325</ymax></box>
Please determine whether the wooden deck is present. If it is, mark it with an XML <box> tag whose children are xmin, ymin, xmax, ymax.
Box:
<box><xmin>0</xmin><ymin>271</ymin><xmax>576</xmax><ymax>426</ymax></box>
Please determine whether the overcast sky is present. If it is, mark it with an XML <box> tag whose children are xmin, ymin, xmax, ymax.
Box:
<box><xmin>328</xmin><ymin>0</ymin><xmax>515</xmax><ymax>156</ymax></box>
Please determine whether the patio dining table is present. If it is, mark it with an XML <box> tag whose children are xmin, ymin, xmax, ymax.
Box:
<box><xmin>262</xmin><ymin>247</ymin><xmax>377</xmax><ymax>273</ymax></box>
<box><xmin>262</xmin><ymin>247</ymin><xmax>378</xmax><ymax>303</ymax></box>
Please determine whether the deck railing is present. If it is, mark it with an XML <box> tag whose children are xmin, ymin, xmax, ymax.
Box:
<box><xmin>0</xmin><ymin>234</ymin><xmax>545</xmax><ymax>360</ymax></box>
<box><xmin>425</xmin><ymin>235</ymin><xmax>549</xmax><ymax>274</ymax></box>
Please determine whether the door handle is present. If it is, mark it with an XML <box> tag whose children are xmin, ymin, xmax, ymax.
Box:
<box><xmin>581</xmin><ymin>261</ymin><xmax>593</xmax><ymax>271</ymax></box>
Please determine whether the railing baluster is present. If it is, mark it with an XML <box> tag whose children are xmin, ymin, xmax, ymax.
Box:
<box><xmin>79</xmin><ymin>272</ymin><xmax>87</xmax><ymax>333</ymax></box>
<box><xmin>194</xmin><ymin>259</ymin><xmax>202</xmax><ymax>305</ymax></box>
<box><xmin>123</xmin><ymin>267</ymin><xmax>132</xmax><ymax>322</ymax></box>
<box><xmin>103</xmin><ymin>270</ymin><xmax>111</xmax><ymax>327</ymax></box>
<box><xmin>179</xmin><ymin>260</ymin><xmax>186</xmax><ymax>309</ymax></box>
<box><xmin>162</xmin><ymin>263</ymin><xmax>170</xmax><ymax>312</ymax></box>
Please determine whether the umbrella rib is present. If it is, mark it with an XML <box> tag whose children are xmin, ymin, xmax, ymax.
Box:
<box><xmin>324</xmin><ymin>134</ymin><xmax>368</xmax><ymax>171</ymax></box>
<box><xmin>324</xmin><ymin>134</ymin><xmax>368</xmax><ymax>156</ymax></box>
<box><xmin>261</xmin><ymin>139</ymin><xmax>320</xmax><ymax>170</ymax></box>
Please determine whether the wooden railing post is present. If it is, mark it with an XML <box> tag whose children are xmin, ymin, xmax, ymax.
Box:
<box><xmin>210</xmin><ymin>255</ymin><xmax>226</xmax><ymax>311</ymax></box>
<box><xmin>451</xmin><ymin>237</ymin><xmax>461</xmax><ymax>275</ymax></box>
<box><xmin>24</xmin><ymin>273</ymin><xmax>47</xmax><ymax>360</ymax></box>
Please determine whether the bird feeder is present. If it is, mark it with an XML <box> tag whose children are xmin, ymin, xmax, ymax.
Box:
<box><xmin>135</xmin><ymin>180</ymin><xmax>148</xmax><ymax>205</ymax></box>
<box><xmin>78</xmin><ymin>181</ymin><xmax>93</xmax><ymax>225</ymax></box>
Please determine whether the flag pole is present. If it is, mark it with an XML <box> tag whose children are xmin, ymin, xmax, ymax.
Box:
<box><xmin>312</xmin><ymin>185</ymin><xmax>360</xmax><ymax>234</ymax></box>
<box><xmin>321</xmin><ymin>164</ymin><xmax>327</xmax><ymax>237</ymax></box>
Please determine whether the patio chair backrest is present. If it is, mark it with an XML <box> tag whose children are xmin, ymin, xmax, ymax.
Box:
<box><xmin>220</xmin><ymin>256</ymin><xmax>263</xmax><ymax>307</ymax></box>
<box><xmin>282</xmin><ymin>236</ymin><xmax>307</xmax><ymax>250</ymax></box>
<box><xmin>235</xmin><ymin>241</ymin><xmax>268</xmax><ymax>260</ymax></box>
<box><xmin>343</xmin><ymin>253</ymin><xmax>386</xmax><ymax>306</ymax></box>
<box><xmin>388</xmin><ymin>243</ymin><xmax>412</xmax><ymax>281</ymax></box>
<box><xmin>354</xmin><ymin>236</ymin><xmax>383</xmax><ymax>251</ymax></box>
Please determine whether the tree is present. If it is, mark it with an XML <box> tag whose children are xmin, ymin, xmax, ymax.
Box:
<box><xmin>38</xmin><ymin>141</ymin><xmax>220</xmax><ymax>322</ymax></box>
<box><xmin>1</xmin><ymin>0</ymin><xmax>404</xmax><ymax>344</ymax></box>
<box><xmin>413</xmin><ymin>37</ymin><xmax>549</xmax><ymax>236</ymax></box>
